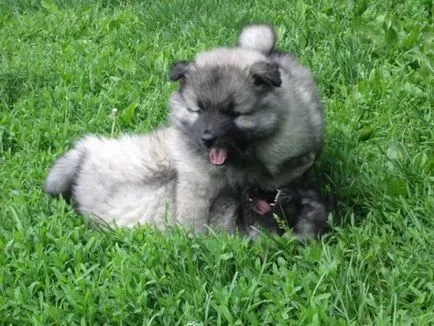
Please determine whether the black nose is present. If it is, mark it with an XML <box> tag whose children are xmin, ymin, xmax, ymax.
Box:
<box><xmin>201</xmin><ymin>131</ymin><xmax>215</xmax><ymax>147</ymax></box>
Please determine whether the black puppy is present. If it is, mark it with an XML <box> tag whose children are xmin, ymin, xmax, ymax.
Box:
<box><xmin>240</xmin><ymin>187</ymin><xmax>337</xmax><ymax>239</ymax></box>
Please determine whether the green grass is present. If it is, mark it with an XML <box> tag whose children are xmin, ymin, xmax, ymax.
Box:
<box><xmin>1</xmin><ymin>0</ymin><xmax>433</xmax><ymax>324</ymax></box>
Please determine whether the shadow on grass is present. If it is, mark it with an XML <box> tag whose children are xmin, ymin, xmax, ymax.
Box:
<box><xmin>306</xmin><ymin>136</ymin><xmax>372</xmax><ymax>229</ymax></box>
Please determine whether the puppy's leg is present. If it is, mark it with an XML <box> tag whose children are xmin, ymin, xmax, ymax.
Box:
<box><xmin>209</xmin><ymin>192</ymin><xmax>239</xmax><ymax>233</ymax></box>
<box><xmin>174</xmin><ymin>173</ymin><xmax>216</xmax><ymax>233</ymax></box>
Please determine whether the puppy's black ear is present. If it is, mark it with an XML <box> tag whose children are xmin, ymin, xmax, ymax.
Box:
<box><xmin>250</xmin><ymin>62</ymin><xmax>281</xmax><ymax>87</ymax></box>
<box><xmin>168</xmin><ymin>60</ymin><xmax>191</xmax><ymax>81</ymax></box>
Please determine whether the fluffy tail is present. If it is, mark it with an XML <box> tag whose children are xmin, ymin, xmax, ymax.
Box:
<box><xmin>44</xmin><ymin>147</ymin><xmax>83</xmax><ymax>198</ymax></box>
<box><xmin>238</xmin><ymin>24</ymin><xmax>276</xmax><ymax>54</ymax></box>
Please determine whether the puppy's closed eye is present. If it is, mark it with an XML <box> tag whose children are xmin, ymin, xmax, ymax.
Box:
<box><xmin>227</xmin><ymin>110</ymin><xmax>241</xmax><ymax>118</ymax></box>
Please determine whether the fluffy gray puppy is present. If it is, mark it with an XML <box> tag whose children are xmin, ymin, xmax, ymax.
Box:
<box><xmin>44</xmin><ymin>24</ymin><xmax>324</xmax><ymax>232</ymax></box>
<box><xmin>169</xmin><ymin>24</ymin><xmax>323</xmax><ymax>190</ymax></box>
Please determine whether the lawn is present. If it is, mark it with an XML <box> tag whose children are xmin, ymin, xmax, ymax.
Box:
<box><xmin>0</xmin><ymin>0</ymin><xmax>433</xmax><ymax>324</ymax></box>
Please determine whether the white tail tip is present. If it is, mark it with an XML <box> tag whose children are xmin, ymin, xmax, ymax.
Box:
<box><xmin>238</xmin><ymin>24</ymin><xmax>276</xmax><ymax>53</ymax></box>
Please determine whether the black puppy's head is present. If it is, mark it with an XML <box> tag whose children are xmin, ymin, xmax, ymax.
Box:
<box><xmin>241</xmin><ymin>188</ymin><xmax>337</xmax><ymax>238</ymax></box>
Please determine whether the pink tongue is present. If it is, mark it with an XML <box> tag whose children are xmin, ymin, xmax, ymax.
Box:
<box><xmin>209</xmin><ymin>148</ymin><xmax>228</xmax><ymax>165</ymax></box>
<box><xmin>254</xmin><ymin>199</ymin><xmax>272</xmax><ymax>215</ymax></box>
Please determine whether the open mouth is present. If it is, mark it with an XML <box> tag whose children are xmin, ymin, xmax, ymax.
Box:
<box><xmin>248</xmin><ymin>188</ymin><xmax>282</xmax><ymax>215</ymax></box>
<box><xmin>208</xmin><ymin>148</ymin><xmax>228</xmax><ymax>165</ymax></box>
